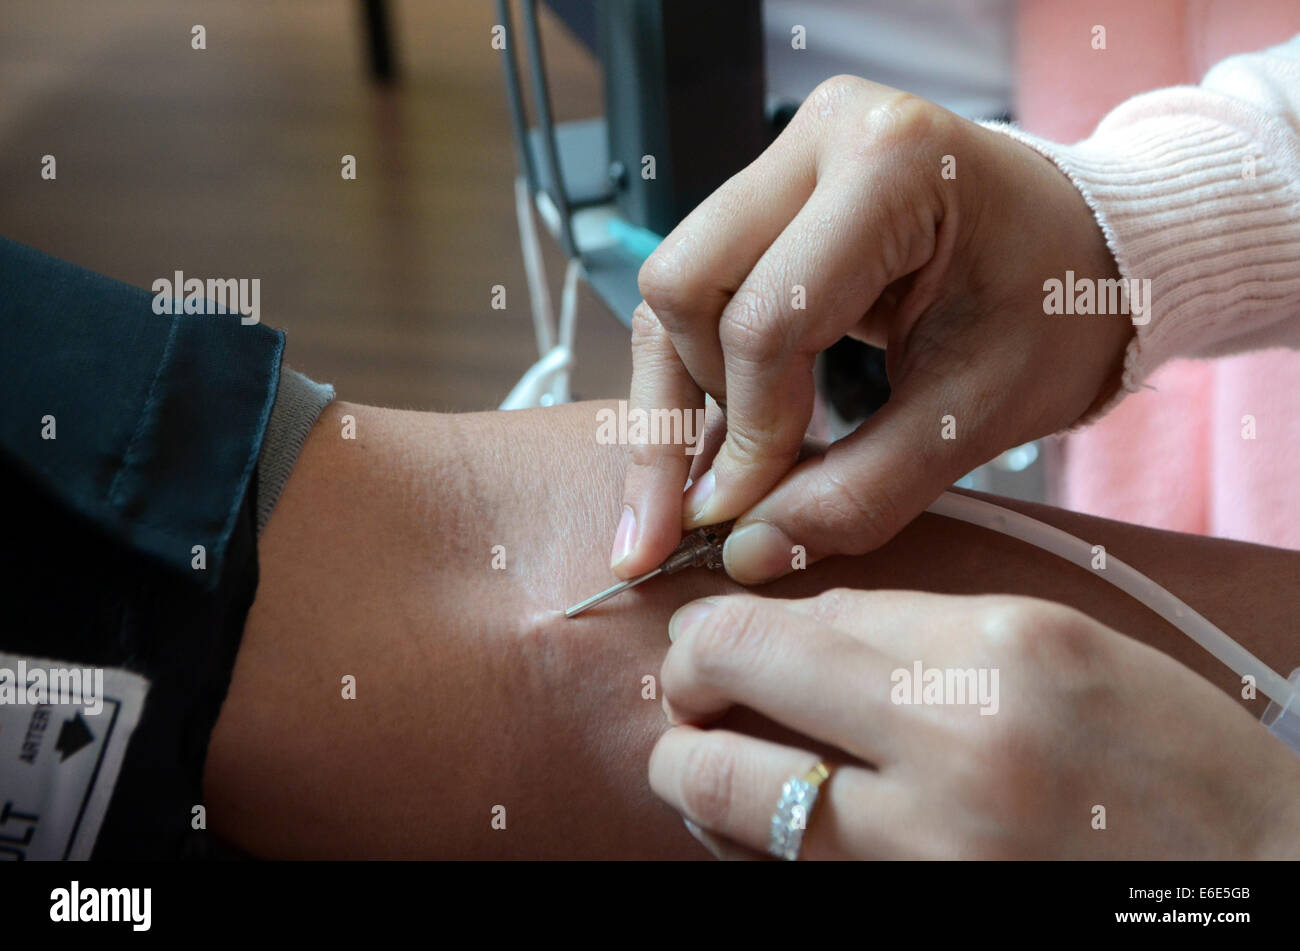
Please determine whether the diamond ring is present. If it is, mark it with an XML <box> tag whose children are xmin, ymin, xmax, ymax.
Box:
<box><xmin>767</xmin><ymin>761</ymin><xmax>832</xmax><ymax>861</ymax></box>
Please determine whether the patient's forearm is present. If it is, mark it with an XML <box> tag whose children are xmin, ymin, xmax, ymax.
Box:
<box><xmin>203</xmin><ymin>400</ymin><xmax>1299</xmax><ymax>858</ymax></box>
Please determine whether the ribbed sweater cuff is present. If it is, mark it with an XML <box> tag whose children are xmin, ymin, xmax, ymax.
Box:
<box><xmin>984</xmin><ymin>93</ymin><xmax>1300</xmax><ymax>415</ymax></box>
<box><xmin>256</xmin><ymin>366</ymin><xmax>335</xmax><ymax>533</ymax></box>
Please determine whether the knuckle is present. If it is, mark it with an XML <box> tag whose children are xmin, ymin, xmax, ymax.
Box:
<box><xmin>974</xmin><ymin>597</ymin><xmax>1097</xmax><ymax>670</ymax></box>
<box><xmin>630</xmin><ymin>300</ymin><xmax>664</xmax><ymax>346</ymax></box>
<box><xmin>678</xmin><ymin>736</ymin><xmax>739</xmax><ymax>828</ymax></box>
<box><xmin>719</xmin><ymin>421</ymin><xmax>790</xmax><ymax>470</ymax></box>
<box><xmin>818</xmin><ymin>73</ymin><xmax>870</xmax><ymax>96</ymax></box>
<box><xmin>862</xmin><ymin>91</ymin><xmax>942</xmax><ymax>149</ymax></box>
<box><xmin>629</xmin><ymin>304</ymin><xmax>677</xmax><ymax>375</ymax></box>
<box><xmin>811</xmin><ymin>587</ymin><xmax>860</xmax><ymax>620</ymax></box>
<box><xmin>626</xmin><ymin>437</ymin><xmax>675</xmax><ymax>471</ymax></box>
<box><xmin>637</xmin><ymin>247</ymin><xmax>692</xmax><ymax>324</ymax></box>
<box><xmin>808</xmin><ymin>469</ymin><xmax>903</xmax><ymax>553</ymax></box>
<box><xmin>1031</xmin><ymin>603</ymin><xmax>1104</xmax><ymax>670</ymax></box>
<box><xmin>972</xmin><ymin>597</ymin><xmax>1037</xmax><ymax>656</ymax></box>
<box><xmin>685</xmin><ymin>597</ymin><xmax>769</xmax><ymax>683</ymax></box>
<box><xmin>718</xmin><ymin>285</ymin><xmax>791</xmax><ymax>364</ymax></box>
<box><xmin>799</xmin><ymin>74</ymin><xmax>870</xmax><ymax>124</ymax></box>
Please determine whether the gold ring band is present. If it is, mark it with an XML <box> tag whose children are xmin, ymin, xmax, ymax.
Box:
<box><xmin>768</xmin><ymin>760</ymin><xmax>834</xmax><ymax>860</ymax></box>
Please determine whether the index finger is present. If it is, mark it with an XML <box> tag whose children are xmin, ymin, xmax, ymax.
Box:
<box><xmin>611</xmin><ymin>302</ymin><xmax>705</xmax><ymax>577</ymax></box>
<box><xmin>617</xmin><ymin>118</ymin><xmax>822</xmax><ymax>573</ymax></box>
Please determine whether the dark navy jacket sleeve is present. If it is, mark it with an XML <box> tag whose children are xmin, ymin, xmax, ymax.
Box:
<box><xmin>0</xmin><ymin>236</ymin><xmax>285</xmax><ymax>858</ymax></box>
<box><xmin>0</xmin><ymin>236</ymin><xmax>283</xmax><ymax>584</ymax></box>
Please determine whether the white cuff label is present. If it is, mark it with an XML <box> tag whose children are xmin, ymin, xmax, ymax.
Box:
<box><xmin>0</xmin><ymin>653</ymin><xmax>149</xmax><ymax>860</ymax></box>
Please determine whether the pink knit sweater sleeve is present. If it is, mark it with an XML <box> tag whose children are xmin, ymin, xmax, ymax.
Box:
<box><xmin>984</xmin><ymin>33</ymin><xmax>1300</xmax><ymax>410</ymax></box>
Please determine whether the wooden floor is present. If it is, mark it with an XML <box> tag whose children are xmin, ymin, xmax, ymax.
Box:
<box><xmin>0</xmin><ymin>0</ymin><xmax>633</xmax><ymax>411</ymax></box>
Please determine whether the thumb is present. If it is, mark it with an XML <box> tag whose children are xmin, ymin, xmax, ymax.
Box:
<box><xmin>721</xmin><ymin>383</ymin><xmax>979</xmax><ymax>584</ymax></box>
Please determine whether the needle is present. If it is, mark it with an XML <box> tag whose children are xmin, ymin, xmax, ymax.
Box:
<box><xmin>563</xmin><ymin>521</ymin><xmax>734</xmax><ymax>619</ymax></box>
<box><xmin>563</xmin><ymin>568</ymin><xmax>663</xmax><ymax>618</ymax></box>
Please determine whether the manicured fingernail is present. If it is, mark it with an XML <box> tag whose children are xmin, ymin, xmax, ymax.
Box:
<box><xmin>683</xmin><ymin>818</ymin><xmax>723</xmax><ymax>859</ymax></box>
<box><xmin>682</xmin><ymin>469</ymin><xmax>715</xmax><ymax>523</ymax></box>
<box><xmin>610</xmin><ymin>505</ymin><xmax>638</xmax><ymax>570</ymax></box>
<box><xmin>724</xmin><ymin>522</ymin><xmax>795</xmax><ymax>584</ymax></box>
<box><xmin>669</xmin><ymin>598</ymin><xmax>717</xmax><ymax>642</ymax></box>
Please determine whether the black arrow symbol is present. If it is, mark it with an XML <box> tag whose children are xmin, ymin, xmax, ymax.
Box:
<box><xmin>55</xmin><ymin>713</ymin><xmax>94</xmax><ymax>762</ymax></box>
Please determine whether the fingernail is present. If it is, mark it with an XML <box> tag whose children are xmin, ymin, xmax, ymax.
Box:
<box><xmin>724</xmin><ymin>522</ymin><xmax>795</xmax><ymax>584</ymax></box>
<box><xmin>610</xmin><ymin>505</ymin><xmax>638</xmax><ymax>570</ymax></box>
<box><xmin>683</xmin><ymin>818</ymin><xmax>723</xmax><ymax>859</ymax></box>
<box><xmin>668</xmin><ymin>598</ymin><xmax>717</xmax><ymax>642</ymax></box>
<box><xmin>682</xmin><ymin>469</ymin><xmax>715</xmax><ymax>523</ymax></box>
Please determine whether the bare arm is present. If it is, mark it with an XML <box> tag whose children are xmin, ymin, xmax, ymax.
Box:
<box><xmin>202</xmin><ymin>399</ymin><xmax>1299</xmax><ymax>858</ymax></box>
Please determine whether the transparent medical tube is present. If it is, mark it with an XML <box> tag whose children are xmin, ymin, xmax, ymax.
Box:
<box><xmin>1262</xmin><ymin>670</ymin><xmax>1300</xmax><ymax>755</ymax></box>
<box><xmin>926</xmin><ymin>491</ymin><xmax>1300</xmax><ymax>753</ymax></box>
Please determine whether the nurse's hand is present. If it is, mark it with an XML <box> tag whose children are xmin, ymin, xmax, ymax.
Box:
<box><xmin>614</xmin><ymin>76</ymin><xmax>1133</xmax><ymax>584</ymax></box>
<box><xmin>649</xmin><ymin>590</ymin><xmax>1300</xmax><ymax>860</ymax></box>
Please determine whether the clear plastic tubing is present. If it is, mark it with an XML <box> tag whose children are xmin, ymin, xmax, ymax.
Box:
<box><xmin>926</xmin><ymin>491</ymin><xmax>1300</xmax><ymax>720</ymax></box>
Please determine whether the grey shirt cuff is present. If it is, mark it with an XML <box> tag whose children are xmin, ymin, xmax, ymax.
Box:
<box><xmin>256</xmin><ymin>366</ymin><xmax>335</xmax><ymax>533</ymax></box>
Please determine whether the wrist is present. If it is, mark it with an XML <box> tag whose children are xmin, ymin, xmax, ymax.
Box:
<box><xmin>971</xmin><ymin>121</ymin><xmax>1136</xmax><ymax>428</ymax></box>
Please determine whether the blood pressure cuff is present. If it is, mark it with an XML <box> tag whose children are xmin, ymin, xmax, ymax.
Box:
<box><xmin>0</xmin><ymin>236</ymin><xmax>282</xmax><ymax>859</ymax></box>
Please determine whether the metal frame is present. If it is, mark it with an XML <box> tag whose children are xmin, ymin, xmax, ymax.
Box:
<box><xmin>496</xmin><ymin>0</ymin><xmax>578</xmax><ymax>259</ymax></box>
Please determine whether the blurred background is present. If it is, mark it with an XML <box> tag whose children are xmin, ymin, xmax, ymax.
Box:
<box><xmin>0</xmin><ymin>0</ymin><xmax>1014</xmax><ymax>421</ymax></box>
<box><xmin>3</xmin><ymin>0</ymin><xmax>609</xmax><ymax>410</ymax></box>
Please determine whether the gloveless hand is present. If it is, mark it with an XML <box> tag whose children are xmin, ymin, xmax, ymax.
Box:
<box><xmin>649</xmin><ymin>589</ymin><xmax>1300</xmax><ymax>859</ymax></box>
<box><xmin>615</xmin><ymin>76</ymin><xmax>1133</xmax><ymax>584</ymax></box>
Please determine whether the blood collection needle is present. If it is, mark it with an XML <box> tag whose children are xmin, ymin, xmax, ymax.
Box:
<box><xmin>563</xmin><ymin>568</ymin><xmax>664</xmax><ymax>618</ymax></box>
<box><xmin>564</xmin><ymin>521</ymin><xmax>734</xmax><ymax>619</ymax></box>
